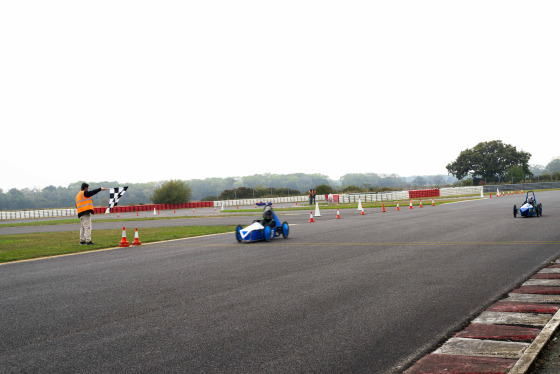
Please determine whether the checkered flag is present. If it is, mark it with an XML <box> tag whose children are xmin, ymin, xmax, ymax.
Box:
<box><xmin>105</xmin><ymin>186</ymin><xmax>128</xmax><ymax>213</ymax></box>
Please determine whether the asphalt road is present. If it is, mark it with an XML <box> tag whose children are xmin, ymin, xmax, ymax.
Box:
<box><xmin>1</xmin><ymin>192</ymin><xmax>559</xmax><ymax>373</ymax></box>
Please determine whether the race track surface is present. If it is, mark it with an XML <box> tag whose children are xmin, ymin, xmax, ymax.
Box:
<box><xmin>1</xmin><ymin>192</ymin><xmax>559</xmax><ymax>373</ymax></box>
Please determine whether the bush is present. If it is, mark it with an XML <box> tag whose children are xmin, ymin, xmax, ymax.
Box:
<box><xmin>152</xmin><ymin>180</ymin><xmax>191</xmax><ymax>204</ymax></box>
<box><xmin>315</xmin><ymin>184</ymin><xmax>336</xmax><ymax>195</ymax></box>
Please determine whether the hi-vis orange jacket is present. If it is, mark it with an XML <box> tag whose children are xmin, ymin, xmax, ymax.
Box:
<box><xmin>76</xmin><ymin>191</ymin><xmax>94</xmax><ymax>216</ymax></box>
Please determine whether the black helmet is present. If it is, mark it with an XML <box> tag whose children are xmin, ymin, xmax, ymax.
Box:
<box><xmin>263</xmin><ymin>206</ymin><xmax>273</xmax><ymax>220</ymax></box>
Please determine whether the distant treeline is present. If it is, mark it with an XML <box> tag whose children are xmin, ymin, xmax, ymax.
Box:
<box><xmin>0</xmin><ymin>173</ymin><xmax>457</xmax><ymax>210</ymax></box>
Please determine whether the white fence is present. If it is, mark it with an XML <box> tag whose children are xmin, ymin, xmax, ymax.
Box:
<box><xmin>213</xmin><ymin>186</ymin><xmax>483</xmax><ymax>208</ymax></box>
<box><xmin>213</xmin><ymin>195</ymin><xmax>314</xmax><ymax>208</ymax></box>
<box><xmin>440</xmin><ymin>186</ymin><xmax>483</xmax><ymax>197</ymax></box>
<box><xmin>0</xmin><ymin>209</ymin><xmax>77</xmax><ymax>220</ymax></box>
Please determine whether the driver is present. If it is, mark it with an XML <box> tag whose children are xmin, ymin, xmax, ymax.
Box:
<box><xmin>528</xmin><ymin>196</ymin><xmax>536</xmax><ymax>207</ymax></box>
<box><xmin>261</xmin><ymin>206</ymin><xmax>276</xmax><ymax>228</ymax></box>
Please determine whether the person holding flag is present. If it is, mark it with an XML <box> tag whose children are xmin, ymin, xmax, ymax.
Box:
<box><xmin>76</xmin><ymin>182</ymin><xmax>107</xmax><ymax>245</ymax></box>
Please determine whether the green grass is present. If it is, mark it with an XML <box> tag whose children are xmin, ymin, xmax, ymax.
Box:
<box><xmin>0</xmin><ymin>215</ymin><xmax>228</xmax><ymax>228</ymax></box>
<box><xmin>0</xmin><ymin>225</ymin><xmax>235</xmax><ymax>263</ymax></box>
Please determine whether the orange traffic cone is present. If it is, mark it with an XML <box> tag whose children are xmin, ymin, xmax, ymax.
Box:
<box><xmin>336</xmin><ymin>209</ymin><xmax>341</xmax><ymax>219</ymax></box>
<box><xmin>174</xmin><ymin>209</ymin><xmax>176</xmax><ymax>213</ymax></box>
<box><xmin>382</xmin><ymin>204</ymin><xmax>386</xmax><ymax>212</ymax></box>
<box><xmin>131</xmin><ymin>228</ymin><xmax>142</xmax><ymax>246</ymax></box>
<box><xmin>117</xmin><ymin>214</ymin><xmax>120</xmax><ymax>218</ymax></box>
<box><xmin>489</xmin><ymin>193</ymin><xmax>492</xmax><ymax>198</ymax></box>
<box><xmin>396</xmin><ymin>202</ymin><xmax>400</xmax><ymax>211</ymax></box>
<box><xmin>136</xmin><ymin>211</ymin><xmax>139</xmax><ymax>216</ymax></box>
<box><xmin>119</xmin><ymin>227</ymin><xmax>129</xmax><ymax>247</ymax></box>
<box><xmin>309</xmin><ymin>211</ymin><xmax>315</xmax><ymax>223</ymax></box>
<box><xmin>432</xmin><ymin>199</ymin><xmax>435</xmax><ymax>206</ymax></box>
<box><xmin>419</xmin><ymin>200</ymin><xmax>423</xmax><ymax>208</ymax></box>
<box><xmin>409</xmin><ymin>201</ymin><xmax>413</xmax><ymax>209</ymax></box>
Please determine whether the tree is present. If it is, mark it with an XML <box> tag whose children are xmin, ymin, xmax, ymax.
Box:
<box><xmin>315</xmin><ymin>184</ymin><xmax>335</xmax><ymax>195</ymax></box>
<box><xmin>151</xmin><ymin>180</ymin><xmax>191</xmax><ymax>204</ymax></box>
<box><xmin>504</xmin><ymin>165</ymin><xmax>526</xmax><ymax>184</ymax></box>
<box><xmin>412</xmin><ymin>176</ymin><xmax>427</xmax><ymax>187</ymax></box>
<box><xmin>446</xmin><ymin>140</ymin><xmax>532</xmax><ymax>183</ymax></box>
<box><xmin>545</xmin><ymin>158</ymin><xmax>560</xmax><ymax>174</ymax></box>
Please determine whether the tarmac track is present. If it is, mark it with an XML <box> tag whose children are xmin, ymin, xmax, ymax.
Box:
<box><xmin>1</xmin><ymin>192</ymin><xmax>559</xmax><ymax>373</ymax></box>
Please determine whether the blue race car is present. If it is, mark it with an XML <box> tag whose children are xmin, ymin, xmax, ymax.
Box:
<box><xmin>236</xmin><ymin>204</ymin><xmax>289</xmax><ymax>242</ymax></box>
<box><xmin>513</xmin><ymin>191</ymin><xmax>543</xmax><ymax>218</ymax></box>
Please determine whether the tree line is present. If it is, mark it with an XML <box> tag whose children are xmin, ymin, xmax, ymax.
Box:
<box><xmin>1</xmin><ymin>172</ymin><xmax>456</xmax><ymax>210</ymax></box>
<box><xmin>446</xmin><ymin>140</ymin><xmax>560</xmax><ymax>184</ymax></box>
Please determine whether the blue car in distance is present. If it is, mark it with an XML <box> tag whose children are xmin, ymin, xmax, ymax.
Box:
<box><xmin>513</xmin><ymin>191</ymin><xmax>543</xmax><ymax>218</ymax></box>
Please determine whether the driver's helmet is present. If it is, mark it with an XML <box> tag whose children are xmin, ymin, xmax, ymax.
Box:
<box><xmin>528</xmin><ymin>196</ymin><xmax>535</xmax><ymax>204</ymax></box>
<box><xmin>263</xmin><ymin>206</ymin><xmax>273</xmax><ymax>220</ymax></box>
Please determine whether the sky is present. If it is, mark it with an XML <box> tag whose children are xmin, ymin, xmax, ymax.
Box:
<box><xmin>1</xmin><ymin>1</ymin><xmax>559</xmax><ymax>191</ymax></box>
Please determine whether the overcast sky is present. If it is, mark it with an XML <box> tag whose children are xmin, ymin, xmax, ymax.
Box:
<box><xmin>1</xmin><ymin>1</ymin><xmax>558</xmax><ymax>191</ymax></box>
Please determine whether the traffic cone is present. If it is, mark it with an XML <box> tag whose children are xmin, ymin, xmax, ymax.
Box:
<box><xmin>309</xmin><ymin>211</ymin><xmax>315</xmax><ymax>223</ymax></box>
<box><xmin>119</xmin><ymin>227</ymin><xmax>129</xmax><ymax>247</ymax></box>
<box><xmin>336</xmin><ymin>209</ymin><xmax>341</xmax><ymax>219</ymax></box>
<box><xmin>174</xmin><ymin>209</ymin><xmax>176</xmax><ymax>213</ymax></box>
<box><xmin>314</xmin><ymin>202</ymin><xmax>321</xmax><ymax>217</ymax></box>
<box><xmin>117</xmin><ymin>214</ymin><xmax>120</xmax><ymax>218</ymax></box>
<box><xmin>361</xmin><ymin>208</ymin><xmax>366</xmax><ymax>215</ymax></box>
<box><xmin>419</xmin><ymin>200</ymin><xmax>423</xmax><ymax>208</ymax></box>
<box><xmin>136</xmin><ymin>211</ymin><xmax>139</xmax><ymax>216</ymax></box>
<box><xmin>357</xmin><ymin>199</ymin><xmax>363</xmax><ymax>212</ymax></box>
<box><xmin>489</xmin><ymin>193</ymin><xmax>492</xmax><ymax>198</ymax></box>
<box><xmin>193</xmin><ymin>208</ymin><xmax>195</xmax><ymax>213</ymax></box>
<box><xmin>431</xmin><ymin>199</ymin><xmax>435</xmax><ymax>206</ymax></box>
<box><xmin>409</xmin><ymin>201</ymin><xmax>413</xmax><ymax>209</ymax></box>
<box><xmin>131</xmin><ymin>228</ymin><xmax>142</xmax><ymax>246</ymax></box>
<box><xmin>382</xmin><ymin>204</ymin><xmax>386</xmax><ymax>212</ymax></box>
<box><xmin>153</xmin><ymin>208</ymin><xmax>157</xmax><ymax>215</ymax></box>
<box><xmin>396</xmin><ymin>202</ymin><xmax>400</xmax><ymax>211</ymax></box>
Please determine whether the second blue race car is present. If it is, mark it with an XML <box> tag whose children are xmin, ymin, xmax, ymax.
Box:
<box><xmin>513</xmin><ymin>191</ymin><xmax>543</xmax><ymax>218</ymax></box>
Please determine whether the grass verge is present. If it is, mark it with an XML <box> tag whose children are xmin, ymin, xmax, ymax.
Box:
<box><xmin>0</xmin><ymin>215</ymin><xmax>231</xmax><ymax>228</ymax></box>
<box><xmin>0</xmin><ymin>225</ymin><xmax>235</xmax><ymax>263</ymax></box>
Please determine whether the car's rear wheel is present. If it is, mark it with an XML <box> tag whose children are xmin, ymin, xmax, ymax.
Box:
<box><xmin>513</xmin><ymin>205</ymin><xmax>517</xmax><ymax>218</ymax></box>
<box><xmin>282</xmin><ymin>222</ymin><xmax>289</xmax><ymax>238</ymax></box>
